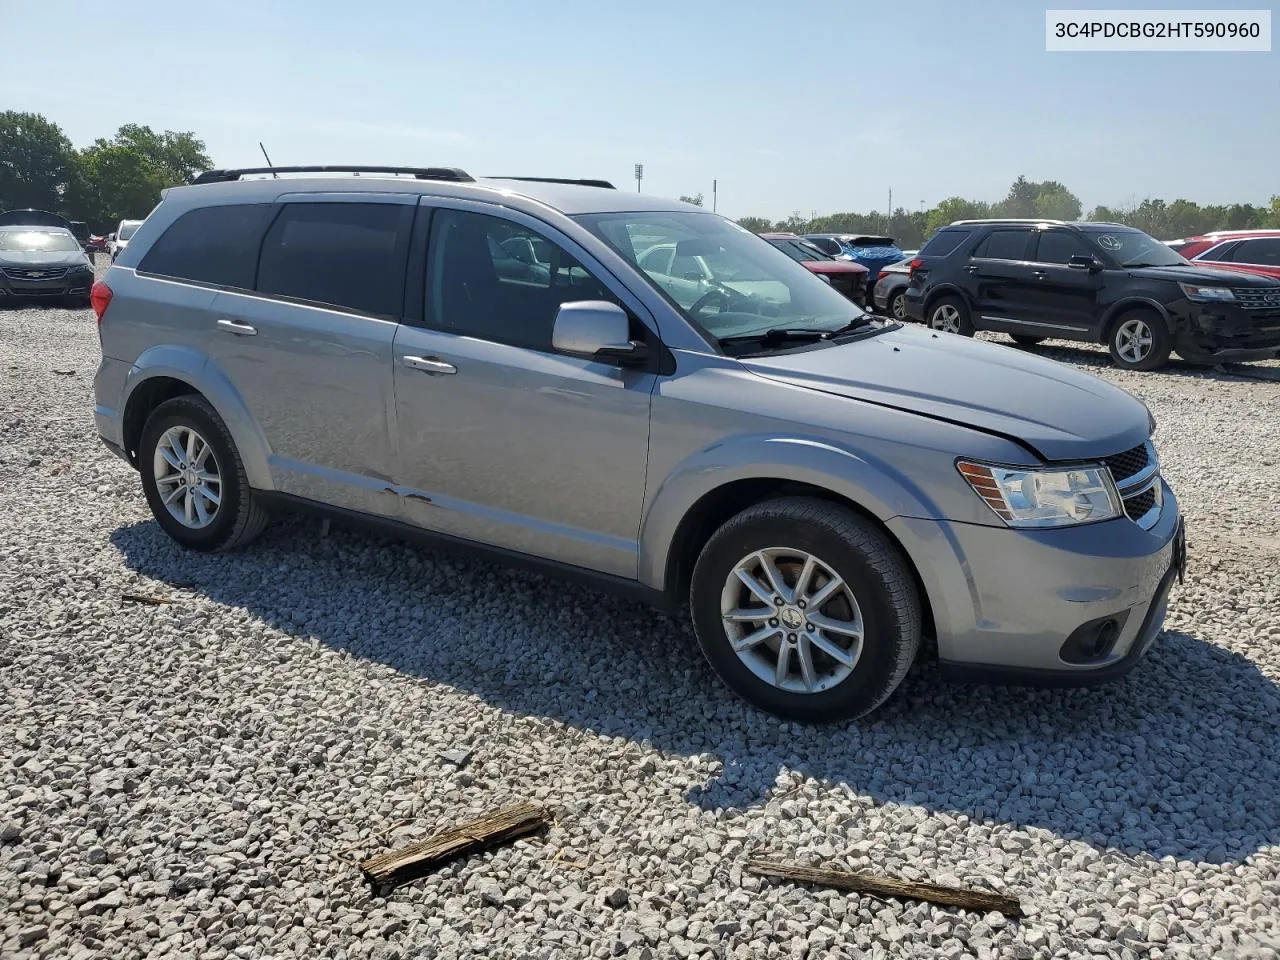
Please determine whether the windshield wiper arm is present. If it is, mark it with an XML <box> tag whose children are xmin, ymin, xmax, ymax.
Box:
<box><xmin>720</xmin><ymin>317</ymin><xmax>878</xmax><ymax>347</ymax></box>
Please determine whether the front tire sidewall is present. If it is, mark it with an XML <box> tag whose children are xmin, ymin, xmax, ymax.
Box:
<box><xmin>1108</xmin><ymin>311</ymin><xmax>1172</xmax><ymax>371</ymax></box>
<box><xmin>139</xmin><ymin>399</ymin><xmax>247</xmax><ymax>551</ymax></box>
<box><xmin>690</xmin><ymin>505</ymin><xmax>919</xmax><ymax>722</ymax></box>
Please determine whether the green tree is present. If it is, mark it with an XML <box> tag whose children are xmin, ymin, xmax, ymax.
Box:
<box><xmin>72</xmin><ymin>124</ymin><xmax>213</xmax><ymax>224</ymax></box>
<box><xmin>924</xmin><ymin>196</ymin><xmax>994</xmax><ymax>237</ymax></box>
<box><xmin>0</xmin><ymin>111</ymin><xmax>76</xmax><ymax>213</ymax></box>
<box><xmin>678</xmin><ymin>193</ymin><xmax>704</xmax><ymax>207</ymax></box>
<box><xmin>736</xmin><ymin>216</ymin><xmax>774</xmax><ymax>233</ymax></box>
<box><xmin>998</xmin><ymin>175</ymin><xmax>1039</xmax><ymax>218</ymax></box>
<box><xmin>1031</xmin><ymin>181</ymin><xmax>1082</xmax><ymax>221</ymax></box>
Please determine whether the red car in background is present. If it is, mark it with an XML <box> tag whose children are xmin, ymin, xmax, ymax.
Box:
<box><xmin>1187</xmin><ymin>230</ymin><xmax>1280</xmax><ymax>280</ymax></box>
<box><xmin>85</xmin><ymin>234</ymin><xmax>108</xmax><ymax>253</ymax></box>
<box><xmin>1167</xmin><ymin>229</ymin><xmax>1280</xmax><ymax>261</ymax></box>
<box><xmin>760</xmin><ymin>233</ymin><xmax>870</xmax><ymax>306</ymax></box>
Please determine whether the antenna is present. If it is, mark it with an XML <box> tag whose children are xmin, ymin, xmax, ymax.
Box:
<box><xmin>258</xmin><ymin>142</ymin><xmax>278</xmax><ymax>178</ymax></box>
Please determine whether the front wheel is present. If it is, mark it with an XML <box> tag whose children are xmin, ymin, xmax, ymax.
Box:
<box><xmin>1108</xmin><ymin>311</ymin><xmax>1171</xmax><ymax>371</ymax></box>
<box><xmin>139</xmin><ymin>395</ymin><xmax>269</xmax><ymax>551</ymax></box>
<box><xmin>927</xmin><ymin>296</ymin><xmax>974</xmax><ymax>336</ymax></box>
<box><xmin>689</xmin><ymin>497</ymin><xmax>921</xmax><ymax>722</ymax></box>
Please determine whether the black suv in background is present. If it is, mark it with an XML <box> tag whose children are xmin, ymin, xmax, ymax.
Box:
<box><xmin>903</xmin><ymin>219</ymin><xmax>1280</xmax><ymax>370</ymax></box>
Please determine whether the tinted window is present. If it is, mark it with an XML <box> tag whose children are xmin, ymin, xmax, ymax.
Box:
<box><xmin>426</xmin><ymin>209</ymin><xmax>617</xmax><ymax>350</ymax></box>
<box><xmin>256</xmin><ymin>203</ymin><xmax>411</xmax><ymax>317</ymax></box>
<box><xmin>1234</xmin><ymin>238</ymin><xmax>1280</xmax><ymax>266</ymax></box>
<box><xmin>138</xmin><ymin>205</ymin><xmax>264</xmax><ymax>288</ymax></box>
<box><xmin>917</xmin><ymin>229</ymin><xmax>970</xmax><ymax>257</ymax></box>
<box><xmin>1033</xmin><ymin>230</ymin><xmax>1091</xmax><ymax>264</ymax></box>
<box><xmin>1195</xmin><ymin>241</ymin><xmax>1237</xmax><ymax>262</ymax></box>
<box><xmin>807</xmin><ymin>237</ymin><xmax>841</xmax><ymax>255</ymax></box>
<box><xmin>973</xmin><ymin>229</ymin><xmax>1030</xmax><ymax>260</ymax></box>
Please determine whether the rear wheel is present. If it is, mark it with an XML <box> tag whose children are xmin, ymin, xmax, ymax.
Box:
<box><xmin>1011</xmin><ymin>334</ymin><xmax>1045</xmax><ymax>346</ymax></box>
<box><xmin>927</xmin><ymin>296</ymin><xmax>973</xmax><ymax>336</ymax></box>
<box><xmin>1107</xmin><ymin>310</ymin><xmax>1171</xmax><ymax>371</ymax></box>
<box><xmin>139</xmin><ymin>395</ymin><xmax>269</xmax><ymax>551</ymax></box>
<box><xmin>890</xmin><ymin>290</ymin><xmax>909</xmax><ymax>321</ymax></box>
<box><xmin>689</xmin><ymin>497</ymin><xmax>921</xmax><ymax>722</ymax></box>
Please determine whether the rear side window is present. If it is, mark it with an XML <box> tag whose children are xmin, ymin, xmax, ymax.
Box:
<box><xmin>1195</xmin><ymin>241</ymin><xmax>1238</xmax><ymax>262</ymax></box>
<box><xmin>1234</xmin><ymin>238</ymin><xmax>1280</xmax><ymax>266</ymax></box>
<box><xmin>137</xmin><ymin>204</ymin><xmax>265</xmax><ymax>288</ymax></box>
<box><xmin>973</xmin><ymin>229</ymin><xmax>1030</xmax><ymax>260</ymax></box>
<box><xmin>918</xmin><ymin>229</ymin><xmax>970</xmax><ymax>257</ymax></box>
<box><xmin>256</xmin><ymin>202</ymin><xmax>412</xmax><ymax>318</ymax></box>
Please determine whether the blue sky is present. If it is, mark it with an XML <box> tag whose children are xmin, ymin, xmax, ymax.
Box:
<box><xmin>7</xmin><ymin>0</ymin><xmax>1276</xmax><ymax>218</ymax></box>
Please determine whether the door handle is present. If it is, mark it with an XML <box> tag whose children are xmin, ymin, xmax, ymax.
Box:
<box><xmin>216</xmin><ymin>318</ymin><xmax>258</xmax><ymax>336</ymax></box>
<box><xmin>402</xmin><ymin>355</ymin><xmax>457</xmax><ymax>375</ymax></box>
<box><xmin>1032</xmin><ymin>269</ymin><xmax>1048</xmax><ymax>279</ymax></box>
<box><xmin>965</xmin><ymin>264</ymin><xmax>979</xmax><ymax>274</ymax></box>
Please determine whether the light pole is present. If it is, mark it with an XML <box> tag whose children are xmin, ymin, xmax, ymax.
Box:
<box><xmin>712</xmin><ymin>179</ymin><xmax>717</xmax><ymax>212</ymax></box>
<box><xmin>635</xmin><ymin>163</ymin><xmax>643</xmax><ymax>193</ymax></box>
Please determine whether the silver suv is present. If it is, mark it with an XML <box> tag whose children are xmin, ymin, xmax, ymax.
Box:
<box><xmin>92</xmin><ymin>166</ymin><xmax>1186</xmax><ymax>722</ymax></box>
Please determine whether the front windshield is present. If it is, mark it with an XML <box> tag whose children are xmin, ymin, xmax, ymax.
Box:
<box><xmin>576</xmin><ymin>211</ymin><xmax>869</xmax><ymax>342</ymax></box>
<box><xmin>0</xmin><ymin>230</ymin><xmax>82</xmax><ymax>253</ymax></box>
<box><xmin>119</xmin><ymin>222</ymin><xmax>141</xmax><ymax>240</ymax></box>
<box><xmin>1083</xmin><ymin>227</ymin><xmax>1187</xmax><ymax>267</ymax></box>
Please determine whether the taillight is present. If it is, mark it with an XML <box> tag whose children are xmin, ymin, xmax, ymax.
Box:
<box><xmin>908</xmin><ymin>257</ymin><xmax>924</xmax><ymax>279</ymax></box>
<box><xmin>90</xmin><ymin>281</ymin><xmax>113</xmax><ymax>322</ymax></box>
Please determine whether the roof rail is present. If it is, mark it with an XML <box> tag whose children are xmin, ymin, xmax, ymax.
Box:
<box><xmin>190</xmin><ymin>165</ymin><xmax>474</xmax><ymax>184</ymax></box>
<box><xmin>949</xmin><ymin>218</ymin><xmax>1067</xmax><ymax>226</ymax></box>
<box><xmin>487</xmin><ymin>176</ymin><xmax>616</xmax><ymax>189</ymax></box>
<box><xmin>1204</xmin><ymin>227</ymin><xmax>1280</xmax><ymax>236</ymax></box>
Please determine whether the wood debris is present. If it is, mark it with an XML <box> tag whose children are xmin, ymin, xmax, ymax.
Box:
<box><xmin>359</xmin><ymin>802</ymin><xmax>550</xmax><ymax>886</ymax></box>
<box><xmin>745</xmin><ymin>859</ymin><xmax>1023</xmax><ymax>917</ymax></box>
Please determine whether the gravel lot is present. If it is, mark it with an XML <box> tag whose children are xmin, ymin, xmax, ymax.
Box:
<box><xmin>3</xmin><ymin>264</ymin><xmax>1279</xmax><ymax>960</ymax></box>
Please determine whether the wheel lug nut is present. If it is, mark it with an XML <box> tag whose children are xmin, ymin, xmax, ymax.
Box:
<box><xmin>797</xmin><ymin>600</ymin><xmax>806</xmax><ymax>609</ymax></box>
<box><xmin>806</xmin><ymin>623</ymin><xmax>815</xmax><ymax>632</ymax></box>
<box><xmin>787</xmin><ymin>633</ymin><xmax>797</xmax><ymax>642</ymax></box>
<box><xmin>773</xmin><ymin>596</ymin><xmax>784</xmax><ymax>605</ymax></box>
<box><xmin>768</xmin><ymin>618</ymin><xmax>778</xmax><ymax>627</ymax></box>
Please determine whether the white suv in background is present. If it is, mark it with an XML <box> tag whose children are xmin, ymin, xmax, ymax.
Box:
<box><xmin>108</xmin><ymin>219</ymin><xmax>145</xmax><ymax>262</ymax></box>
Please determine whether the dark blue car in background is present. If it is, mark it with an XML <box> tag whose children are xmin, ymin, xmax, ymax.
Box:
<box><xmin>804</xmin><ymin>233</ymin><xmax>905</xmax><ymax>282</ymax></box>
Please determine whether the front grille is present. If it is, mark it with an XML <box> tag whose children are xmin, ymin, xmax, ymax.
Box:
<box><xmin>1101</xmin><ymin>443</ymin><xmax>1149</xmax><ymax>484</ymax></box>
<box><xmin>1232</xmin><ymin>287</ymin><xmax>1280</xmax><ymax>310</ymax></box>
<box><xmin>1123</xmin><ymin>486</ymin><xmax>1157</xmax><ymax>521</ymax></box>
<box><xmin>1</xmin><ymin>266</ymin><xmax>69</xmax><ymax>281</ymax></box>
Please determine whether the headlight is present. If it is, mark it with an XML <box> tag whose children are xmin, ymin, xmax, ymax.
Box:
<box><xmin>957</xmin><ymin>461</ymin><xmax>1121</xmax><ymax>528</ymax></box>
<box><xmin>1179</xmin><ymin>282</ymin><xmax>1235</xmax><ymax>302</ymax></box>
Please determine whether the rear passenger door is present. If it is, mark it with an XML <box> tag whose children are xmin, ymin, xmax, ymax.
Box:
<box><xmin>205</xmin><ymin>194</ymin><xmax>414</xmax><ymax>517</ymax></box>
<box><xmin>390</xmin><ymin>202</ymin><xmax>657</xmax><ymax>578</ymax></box>
<box><xmin>967</xmin><ymin>227</ymin><xmax>1036</xmax><ymax>329</ymax></box>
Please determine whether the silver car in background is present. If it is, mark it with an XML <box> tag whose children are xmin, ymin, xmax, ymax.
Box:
<box><xmin>91</xmin><ymin>166</ymin><xmax>1185</xmax><ymax>722</ymax></box>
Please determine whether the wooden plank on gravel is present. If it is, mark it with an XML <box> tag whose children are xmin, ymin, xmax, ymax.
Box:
<box><xmin>745</xmin><ymin>859</ymin><xmax>1023</xmax><ymax>917</ymax></box>
<box><xmin>359</xmin><ymin>803</ymin><xmax>551</xmax><ymax>886</ymax></box>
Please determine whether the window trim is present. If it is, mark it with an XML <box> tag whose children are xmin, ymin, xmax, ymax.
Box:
<box><xmin>253</xmin><ymin>195</ymin><xmax>417</xmax><ymax>322</ymax></box>
<box><xmin>972</xmin><ymin>227</ymin><xmax>1034</xmax><ymax>262</ymax></box>
<box><xmin>410</xmin><ymin>197</ymin><xmax>666</xmax><ymax>359</ymax></box>
<box><xmin>1030</xmin><ymin>228</ymin><xmax>1093</xmax><ymax>266</ymax></box>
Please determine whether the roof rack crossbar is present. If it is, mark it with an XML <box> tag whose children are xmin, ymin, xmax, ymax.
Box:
<box><xmin>487</xmin><ymin>176</ymin><xmax>616</xmax><ymax>189</ymax></box>
<box><xmin>191</xmin><ymin>165</ymin><xmax>474</xmax><ymax>185</ymax></box>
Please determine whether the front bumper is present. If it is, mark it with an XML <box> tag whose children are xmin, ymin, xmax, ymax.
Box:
<box><xmin>0</xmin><ymin>269</ymin><xmax>94</xmax><ymax>299</ymax></box>
<box><xmin>1173</xmin><ymin>300</ymin><xmax>1280</xmax><ymax>362</ymax></box>
<box><xmin>888</xmin><ymin>479</ymin><xmax>1183</xmax><ymax>682</ymax></box>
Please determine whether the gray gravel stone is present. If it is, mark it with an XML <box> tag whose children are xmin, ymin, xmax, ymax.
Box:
<box><xmin>0</xmin><ymin>280</ymin><xmax>1278</xmax><ymax>959</ymax></box>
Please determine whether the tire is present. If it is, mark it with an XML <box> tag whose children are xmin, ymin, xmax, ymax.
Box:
<box><xmin>689</xmin><ymin>496</ymin><xmax>921</xmax><ymax>723</ymax></box>
<box><xmin>1107</xmin><ymin>309</ymin><xmax>1172</xmax><ymax>371</ymax></box>
<box><xmin>927</xmin><ymin>295</ymin><xmax>974</xmax><ymax>336</ymax></box>
<box><xmin>139</xmin><ymin>395</ymin><xmax>269</xmax><ymax>552</ymax></box>
<box><xmin>1011</xmin><ymin>334</ymin><xmax>1045</xmax><ymax>346</ymax></box>
<box><xmin>890</xmin><ymin>290</ymin><xmax>909</xmax><ymax>322</ymax></box>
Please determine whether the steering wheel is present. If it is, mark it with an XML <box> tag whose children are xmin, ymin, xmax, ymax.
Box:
<box><xmin>690</xmin><ymin>288</ymin><xmax>733</xmax><ymax>317</ymax></box>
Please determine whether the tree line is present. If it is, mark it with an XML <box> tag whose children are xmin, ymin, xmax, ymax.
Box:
<box><xmin>1</xmin><ymin>111</ymin><xmax>210</xmax><ymax>232</ymax></box>
<box><xmin>5</xmin><ymin>110</ymin><xmax>1277</xmax><ymax>244</ymax></box>
<box><xmin>734</xmin><ymin>176</ymin><xmax>1280</xmax><ymax>247</ymax></box>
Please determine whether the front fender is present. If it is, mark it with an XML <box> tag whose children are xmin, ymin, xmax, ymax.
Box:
<box><xmin>1100</xmin><ymin>297</ymin><xmax>1174</xmax><ymax>337</ymax></box>
<box><xmin>637</xmin><ymin>433</ymin><xmax>942</xmax><ymax>591</ymax></box>
<box><xmin>123</xmin><ymin>345</ymin><xmax>274</xmax><ymax>490</ymax></box>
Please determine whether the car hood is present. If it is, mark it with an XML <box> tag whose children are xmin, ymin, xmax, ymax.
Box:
<box><xmin>1130</xmin><ymin>263</ymin><xmax>1280</xmax><ymax>287</ymax></box>
<box><xmin>742</xmin><ymin>324</ymin><xmax>1150</xmax><ymax>461</ymax></box>
<box><xmin>0</xmin><ymin>250</ymin><xmax>89</xmax><ymax>268</ymax></box>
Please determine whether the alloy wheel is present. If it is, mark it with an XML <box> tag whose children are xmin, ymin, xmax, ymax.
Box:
<box><xmin>719</xmin><ymin>547</ymin><xmax>864</xmax><ymax>694</ymax></box>
<box><xmin>891</xmin><ymin>292</ymin><xmax>908</xmax><ymax>320</ymax></box>
<box><xmin>152</xmin><ymin>425</ymin><xmax>222</xmax><ymax>529</ymax></box>
<box><xmin>930</xmin><ymin>303</ymin><xmax>961</xmax><ymax>333</ymax></box>
<box><xmin>1115</xmin><ymin>317</ymin><xmax>1154</xmax><ymax>364</ymax></box>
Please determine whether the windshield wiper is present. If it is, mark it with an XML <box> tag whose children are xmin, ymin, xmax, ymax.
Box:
<box><xmin>719</xmin><ymin>318</ymin><xmax>876</xmax><ymax>347</ymax></box>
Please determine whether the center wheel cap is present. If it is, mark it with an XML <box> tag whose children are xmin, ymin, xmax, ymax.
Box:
<box><xmin>780</xmin><ymin>607</ymin><xmax>805</xmax><ymax>630</ymax></box>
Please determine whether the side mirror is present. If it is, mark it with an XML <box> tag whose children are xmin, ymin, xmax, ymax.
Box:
<box><xmin>552</xmin><ymin>301</ymin><xmax>648</xmax><ymax>366</ymax></box>
<box><xmin>1068</xmin><ymin>254</ymin><xmax>1102</xmax><ymax>272</ymax></box>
